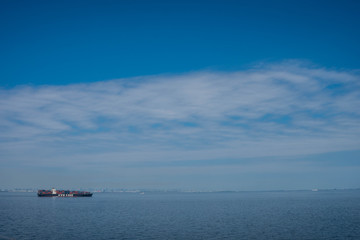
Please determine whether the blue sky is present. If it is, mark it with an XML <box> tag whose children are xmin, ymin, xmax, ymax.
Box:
<box><xmin>1</xmin><ymin>0</ymin><xmax>360</xmax><ymax>190</ymax></box>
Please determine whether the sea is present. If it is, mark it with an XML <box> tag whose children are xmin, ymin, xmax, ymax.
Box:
<box><xmin>0</xmin><ymin>190</ymin><xmax>359</xmax><ymax>240</ymax></box>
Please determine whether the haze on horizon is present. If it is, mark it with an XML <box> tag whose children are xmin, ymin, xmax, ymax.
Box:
<box><xmin>1</xmin><ymin>0</ymin><xmax>360</xmax><ymax>191</ymax></box>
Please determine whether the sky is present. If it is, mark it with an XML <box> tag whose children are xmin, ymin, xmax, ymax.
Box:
<box><xmin>1</xmin><ymin>0</ymin><xmax>360</xmax><ymax>191</ymax></box>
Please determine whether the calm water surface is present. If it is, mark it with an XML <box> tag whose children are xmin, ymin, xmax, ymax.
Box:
<box><xmin>0</xmin><ymin>190</ymin><xmax>359</xmax><ymax>239</ymax></box>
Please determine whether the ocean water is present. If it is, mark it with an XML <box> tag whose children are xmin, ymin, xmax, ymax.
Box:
<box><xmin>0</xmin><ymin>190</ymin><xmax>359</xmax><ymax>240</ymax></box>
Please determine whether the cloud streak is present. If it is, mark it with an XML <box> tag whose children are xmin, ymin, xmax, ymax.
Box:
<box><xmin>1</xmin><ymin>61</ymin><xmax>360</xmax><ymax>189</ymax></box>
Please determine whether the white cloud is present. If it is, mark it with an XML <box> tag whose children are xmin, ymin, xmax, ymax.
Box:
<box><xmin>1</xmin><ymin>62</ymin><xmax>360</xmax><ymax>167</ymax></box>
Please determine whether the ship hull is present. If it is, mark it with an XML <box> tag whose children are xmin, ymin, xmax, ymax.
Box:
<box><xmin>37</xmin><ymin>194</ymin><xmax>93</xmax><ymax>197</ymax></box>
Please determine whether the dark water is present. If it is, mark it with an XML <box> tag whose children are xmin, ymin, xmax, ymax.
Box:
<box><xmin>0</xmin><ymin>190</ymin><xmax>360</xmax><ymax>239</ymax></box>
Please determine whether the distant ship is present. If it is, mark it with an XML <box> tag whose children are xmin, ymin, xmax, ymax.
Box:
<box><xmin>37</xmin><ymin>188</ymin><xmax>93</xmax><ymax>197</ymax></box>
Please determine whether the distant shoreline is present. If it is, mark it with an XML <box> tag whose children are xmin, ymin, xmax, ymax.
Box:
<box><xmin>1</xmin><ymin>188</ymin><xmax>359</xmax><ymax>194</ymax></box>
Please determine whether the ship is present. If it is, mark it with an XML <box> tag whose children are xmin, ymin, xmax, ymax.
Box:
<box><xmin>37</xmin><ymin>188</ymin><xmax>93</xmax><ymax>197</ymax></box>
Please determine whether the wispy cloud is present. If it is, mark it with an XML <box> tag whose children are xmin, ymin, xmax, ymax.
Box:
<box><xmin>0</xmin><ymin>62</ymin><xmax>360</xmax><ymax>178</ymax></box>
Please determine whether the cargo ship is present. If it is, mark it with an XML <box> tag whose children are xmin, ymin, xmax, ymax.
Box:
<box><xmin>37</xmin><ymin>188</ymin><xmax>93</xmax><ymax>197</ymax></box>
